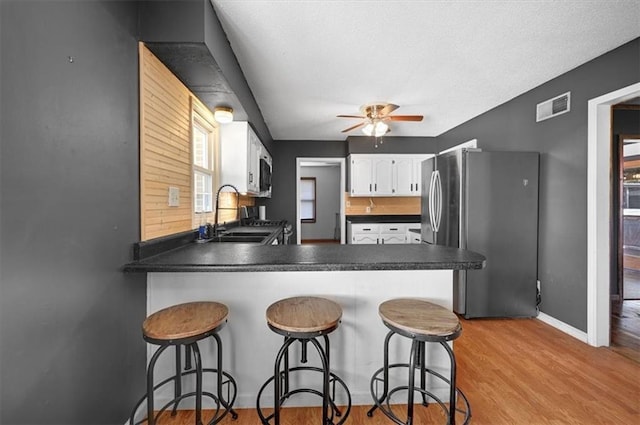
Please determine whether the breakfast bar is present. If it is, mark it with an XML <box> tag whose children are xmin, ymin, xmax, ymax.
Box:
<box><xmin>124</xmin><ymin>243</ymin><xmax>485</xmax><ymax>409</ymax></box>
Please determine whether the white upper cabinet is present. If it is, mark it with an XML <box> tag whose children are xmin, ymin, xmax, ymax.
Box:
<box><xmin>220</xmin><ymin>121</ymin><xmax>263</xmax><ymax>195</ymax></box>
<box><xmin>394</xmin><ymin>157</ymin><xmax>415</xmax><ymax>196</ymax></box>
<box><xmin>348</xmin><ymin>154</ymin><xmax>433</xmax><ymax>197</ymax></box>
<box><xmin>349</xmin><ymin>157</ymin><xmax>374</xmax><ymax>195</ymax></box>
<box><xmin>372</xmin><ymin>157</ymin><xmax>394</xmax><ymax>195</ymax></box>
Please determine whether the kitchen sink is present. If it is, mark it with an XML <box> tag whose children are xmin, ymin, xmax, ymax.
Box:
<box><xmin>221</xmin><ymin>231</ymin><xmax>272</xmax><ymax>237</ymax></box>
<box><xmin>208</xmin><ymin>235</ymin><xmax>267</xmax><ymax>243</ymax></box>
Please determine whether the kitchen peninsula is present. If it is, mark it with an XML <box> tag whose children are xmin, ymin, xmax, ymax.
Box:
<box><xmin>124</xmin><ymin>242</ymin><xmax>485</xmax><ymax>408</ymax></box>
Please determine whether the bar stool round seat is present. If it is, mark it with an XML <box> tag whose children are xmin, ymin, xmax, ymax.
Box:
<box><xmin>368</xmin><ymin>298</ymin><xmax>471</xmax><ymax>425</ymax></box>
<box><xmin>130</xmin><ymin>301</ymin><xmax>237</xmax><ymax>425</ymax></box>
<box><xmin>257</xmin><ymin>296</ymin><xmax>351</xmax><ymax>424</ymax></box>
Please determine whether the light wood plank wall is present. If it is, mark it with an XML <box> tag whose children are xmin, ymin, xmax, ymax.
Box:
<box><xmin>139</xmin><ymin>43</ymin><xmax>254</xmax><ymax>241</ymax></box>
<box><xmin>344</xmin><ymin>193</ymin><xmax>420</xmax><ymax>215</ymax></box>
<box><xmin>140</xmin><ymin>43</ymin><xmax>194</xmax><ymax>240</ymax></box>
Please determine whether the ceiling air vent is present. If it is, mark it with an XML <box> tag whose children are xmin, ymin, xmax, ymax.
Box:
<box><xmin>536</xmin><ymin>92</ymin><xmax>571</xmax><ymax>122</ymax></box>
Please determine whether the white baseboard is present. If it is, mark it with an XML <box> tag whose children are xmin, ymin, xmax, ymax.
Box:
<box><xmin>537</xmin><ymin>312</ymin><xmax>588</xmax><ymax>343</ymax></box>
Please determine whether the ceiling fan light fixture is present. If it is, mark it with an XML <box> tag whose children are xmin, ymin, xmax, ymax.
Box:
<box><xmin>362</xmin><ymin>120</ymin><xmax>388</xmax><ymax>137</ymax></box>
<box><xmin>362</xmin><ymin>122</ymin><xmax>375</xmax><ymax>136</ymax></box>
<box><xmin>374</xmin><ymin>121</ymin><xmax>388</xmax><ymax>137</ymax></box>
<box><xmin>214</xmin><ymin>106</ymin><xmax>234</xmax><ymax>124</ymax></box>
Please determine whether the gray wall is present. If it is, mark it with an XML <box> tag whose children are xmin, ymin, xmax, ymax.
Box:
<box><xmin>300</xmin><ymin>166</ymin><xmax>341</xmax><ymax>240</ymax></box>
<box><xmin>436</xmin><ymin>38</ymin><xmax>640</xmax><ymax>332</ymax></box>
<box><xmin>268</xmin><ymin>138</ymin><xmax>437</xmax><ymax>241</ymax></box>
<box><xmin>267</xmin><ymin>141</ymin><xmax>347</xmax><ymax>240</ymax></box>
<box><xmin>0</xmin><ymin>1</ymin><xmax>146</xmax><ymax>423</ymax></box>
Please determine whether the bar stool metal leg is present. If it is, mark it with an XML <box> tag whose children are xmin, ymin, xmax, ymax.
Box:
<box><xmin>211</xmin><ymin>333</ymin><xmax>238</xmax><ymax>419</ymax></box>
<box><xmin>171</xmin><ymin>345</ymin><xmax>182</xmax><ymax>417</ymax></box>
<box><xmin>145</xmin><ymin>345</ymin><xmax>168</xmax><ymax>425</ymax></box>
<box><xmin>273</xmin><ymin>337</ymin><xmax>296</xmax><ymax>425</ymax></box>
<box><xmin>367</xmin><ymin>330</ymin><xmax>394</xmax><ymax>418</ymax></box>
<box><xmin>441</xmin><ymin>340</ymin><xmax>457</xmax><ymax>425</ymax></box>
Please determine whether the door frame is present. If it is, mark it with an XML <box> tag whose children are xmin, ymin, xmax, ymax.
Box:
<box><xmin>587</xmin><ymin>82</ymin><xmax>640</xmax><ymax>346</ymax></box>
<box><xmin>295</xmin><ymin>157</ymin><xmax>346</xmax><ymax>244</ymax></box>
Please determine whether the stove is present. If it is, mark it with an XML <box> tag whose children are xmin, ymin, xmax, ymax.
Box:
<box><xmin>244</xmin><ymin>219</ymin><xmax>287</xmax><ymax>227</ymax></box>
<box><xmin>240</xmin><ymin>206</ymin><xmax>291</xmax><ymax>243</ymax></box>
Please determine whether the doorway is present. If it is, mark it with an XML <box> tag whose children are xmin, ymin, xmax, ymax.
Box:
<box><xmin>587</xmin><ymin>82</ymin><xmax>640</xmax><ymax>347</ymax></box>
<box><xmin>295</xmin><ymin>158</ymin><xmax>346</xmax><ymax>244</ymax></box>
<box><xmin>612</xmin><ymin>103</ymin><xmax>640</xmax><ymax>361</ymax></box>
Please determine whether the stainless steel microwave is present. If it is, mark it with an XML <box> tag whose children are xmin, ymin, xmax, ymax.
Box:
<box><xmin>259</xmin><ymin>158</ymin><xmax>271</xmax><ymax>192</ymax></box>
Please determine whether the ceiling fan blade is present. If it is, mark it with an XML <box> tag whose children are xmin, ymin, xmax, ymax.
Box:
<box><xmin>341</xmin><ymin>122</ymin><xmax>365</xmax><ymax>133</ymax></box>
<box><xmin>337</xmin><ymin>114</ymin><xmax>365</xmax><ymax>119</ymax></box>
<box><xmin>379</xmin><ymin>103</ymin><xmax>399</xmax><ymax>116</ymax></box>
<box><xmin>387</xmin><ymin>115</ymin><xmax>424</xmax><ymax>121</ymax></box>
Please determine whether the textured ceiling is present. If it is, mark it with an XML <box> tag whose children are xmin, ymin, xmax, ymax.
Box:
<box><xmin>211</xmin><ymin>0</ymin><xmax>640</xmax><ymax>141</ymax></box>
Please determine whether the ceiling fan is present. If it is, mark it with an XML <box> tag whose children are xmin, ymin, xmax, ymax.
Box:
<box><xmin>337</xmin><ymin>103</ymin><xmax>423</xmax><ymax>137</ymax></box>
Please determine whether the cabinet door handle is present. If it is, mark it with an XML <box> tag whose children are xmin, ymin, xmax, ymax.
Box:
<box><xmin>411</xmin><ymin>183</ymin><xmax>414</xmax><ymax>192</ymax></box>
<box><xmin>375</xmin><ymin>183</ymin><xmax>377</xmax><ymax>191</ymax></box>
<box><xmin>390</xmin><ymin>228</ymin><xmax>398</xmax><ymax>231</ymax></box>
<box><xmin>369</xmin><ymin>183</ymin><xmax>372</xmax><ymax>192</ymax></box>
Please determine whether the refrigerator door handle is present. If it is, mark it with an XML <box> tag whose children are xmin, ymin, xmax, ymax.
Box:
<box><xmin>428</xmin><ymin>171</ymin><xmax>437</xmax><ymax>232</ymax></box>
<box><xmin>432</xmin><ymin>170</ymin><xmax>442</xmax><ymax>233</ymax></box>
<box><xmin>437</xmin><ymin>170</ymin><xmax>443</xmax><ymax>232</ymax></box>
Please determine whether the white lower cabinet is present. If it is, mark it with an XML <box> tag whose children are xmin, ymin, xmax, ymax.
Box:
<box><xmin>348</xmin><ymin>223</ymin><xmax>380</xmax><ymax>244</ymax></box>
<box><xmin>407</xmin><ymin>228</ymin><xmax>422</xmax><ymax>244</ymax></box>
<box><xmin>347</xmin><ymin>222</ymin><xmax>419</xmax><ymax>244</ymax></box>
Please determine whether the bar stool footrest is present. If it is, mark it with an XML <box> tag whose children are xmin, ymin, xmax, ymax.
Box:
<box><xmin>368</xmin><ymin>363</ymin><xmax>471</xmax><ymax>425</ymax></box>
<box><xmin>130</xmin><ymin>368</ymin><xmax>238</xmax><ymax>425</ymax></box>
<box><xmin>256</xmin><ymin>366</ymin><xmax>351</xmax><ymax>425</ymax></box>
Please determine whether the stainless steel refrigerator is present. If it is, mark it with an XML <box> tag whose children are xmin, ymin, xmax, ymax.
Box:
<box><xmin>421</xmin><ymin>149</ymin><xmax>539</xmax><ymax>318</ymax></box>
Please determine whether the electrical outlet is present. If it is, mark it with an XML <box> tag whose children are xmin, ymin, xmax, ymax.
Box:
<box><xmin>168</xmin><ymin>186</ymin><xmax>180</xmax><ymax>207</ymax></box>
<box><xmin>366</xmin><ymin>206</ymin><xmax>371</xmax><ymax>213</ymax></box>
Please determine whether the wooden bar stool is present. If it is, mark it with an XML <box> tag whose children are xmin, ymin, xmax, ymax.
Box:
<box><xmin>367</xmin><ymin>298</ymin><xmax>470</xmax><ymax>425</ymax></box>
<box><xmin>256</xmin><ymin>296</ymin><xmax>351</xmax><ymax>424</ymax></box>
<box><xmin>129</xmin><ymin>301</ymin><xmax>238</xmax><ymax>425</ymax></box>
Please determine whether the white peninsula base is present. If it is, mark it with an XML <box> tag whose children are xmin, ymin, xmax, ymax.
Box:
<box><xmin>146</xmin><ymin>269</ymin><xmax>455</xmax><ymax>409</ymax></box>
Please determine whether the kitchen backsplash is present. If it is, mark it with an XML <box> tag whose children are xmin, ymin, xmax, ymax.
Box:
<box><xmin>344</xmin><ymin>193</ymin><xmax>420</xmax><ymax>216</ymax></box>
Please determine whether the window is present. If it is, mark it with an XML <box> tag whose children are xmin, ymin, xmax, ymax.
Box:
<box><xmin>193</xmin><ymin>115</ymin><xmax>215</xmax><ymax>213</ymax></box>
<box><xmin>300</xmin><ymin>177</ymin><xmax>316</xmax><ymax>223</ymax></box>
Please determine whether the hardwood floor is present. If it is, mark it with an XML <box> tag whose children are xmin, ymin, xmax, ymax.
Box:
<box><xmin>150</xmin><ymin>317</ymin><xmax>640</xmax><ymax>424</ymax></box>
<box><xmin>611</xmin><ymin>299</ymin><xmax>640</xmax><ymax>363</ymax></box>
<box><xmin>300</xmin><ymin>239</ymin><xmax>340</xmax><ymax>244</ymax></box>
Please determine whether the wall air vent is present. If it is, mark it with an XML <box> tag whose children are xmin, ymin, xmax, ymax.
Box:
<box><xmin>536</xmin><ymin>91</ymin><xmax>571</xmax><ymax>122</ymax></box>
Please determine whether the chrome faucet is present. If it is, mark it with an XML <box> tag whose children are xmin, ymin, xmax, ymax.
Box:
<box><xmin>213</xmin><ymin>184</ymin><xmax>240</xmax><ymax>236</ymax></box>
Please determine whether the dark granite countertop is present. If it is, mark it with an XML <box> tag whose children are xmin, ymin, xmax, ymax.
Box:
<box><xmin>346</xmin><ymin>215</ymin><xmax>421</xmax><ymax>224</ymax></box>
<box><xmin>123</xmin><ymin>243</ymin><xmax>485</xmax><ymax>273</ymax></box>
